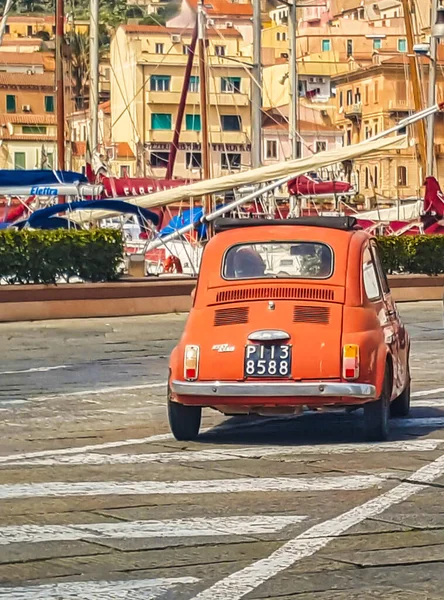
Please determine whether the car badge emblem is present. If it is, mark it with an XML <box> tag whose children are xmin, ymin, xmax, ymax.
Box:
<box><xmin>212</xmin><ymin>344</ymin><xmax>235</xmax><ymax>353</ymax></box>
<box><xmin>268</xmin><ymin>301</ymin><xmax>275</xmax><ymax>310</ymax></box>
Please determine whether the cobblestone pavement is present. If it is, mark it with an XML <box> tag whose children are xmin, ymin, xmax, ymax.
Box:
<box><xmin>0</xmin><ymin>302</ymin><xmax>443</xmax><ymax>599</ymax></box>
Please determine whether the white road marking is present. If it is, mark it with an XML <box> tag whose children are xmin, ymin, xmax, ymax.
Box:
<box><xmin>189</xmin><ymin>451</ymin><xmax>444</xmax><ymax>600</ymax></box>
<box><xmin>0</xmin><ymin>577</ymin><xmax>199</xmax><ymax>600</ymax></box>
<box><xmin>29</xmin><ymin>382</ymin><xmax>165</xmax><ymax>402</ymax></box>
<box><xmin>5</xmin><ymin>439</ymin><xmax>443</xmax><ymax>467</ymax></box>
<box><xmin>0</xmin><ymin>474</ymin><xmax>390</xmax><ymax>500</ymax></box>
<box><xmin>412</xmin><ymin>387</ymin><xmax>444</xmax><ymax>398</ymax></box>
<box><xmin>412</xmin><ymin>398</ymin><xmax>444</xmax><ymax>407</ymax></box>
<box><xmin>0</xmin><ymin>515</ymin><xmax>307</xmax><ymax>545</ymax></box>
<box><xmin>0</xmin><ymin>365</ymin><xmax>68</xmax><ymax>376</ymax></box>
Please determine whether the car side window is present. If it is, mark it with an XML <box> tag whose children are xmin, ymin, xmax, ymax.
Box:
<box><xmin>370</xmin><ymin>241</ymin><xmax>390</xmax><ymax>295</ymax></box>
<box><xmin>362</xmin><ymin>246</ymin><xmax>381</xmax><ymax>302</ymax></box>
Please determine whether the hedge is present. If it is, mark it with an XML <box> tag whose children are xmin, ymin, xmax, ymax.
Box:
<box><xmin>0</xmin><ymin>229</ymin><xmax>123</xmax><ymax>284</ymax></box>
<box><xmin>377</xmin><ymin>235</ymin><xmax>444</xmax><ymax>276</ymax></box>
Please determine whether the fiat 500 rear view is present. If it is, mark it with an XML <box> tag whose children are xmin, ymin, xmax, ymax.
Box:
<box><xmin>168</xmin><ymin>217</ymin><xmax>410</xmax><ymax>442</ymax></box>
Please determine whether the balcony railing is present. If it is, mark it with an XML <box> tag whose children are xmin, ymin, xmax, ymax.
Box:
<box><xmin>344</xmin><ymin>103</ymin><xmax>362</xmax><ymax>120</ymax></box>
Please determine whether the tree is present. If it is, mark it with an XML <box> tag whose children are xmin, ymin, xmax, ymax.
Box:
<box><xmin>65</xmin><ymin>27</ymin><xmax>109</xmax><ymax>110</ymax></box>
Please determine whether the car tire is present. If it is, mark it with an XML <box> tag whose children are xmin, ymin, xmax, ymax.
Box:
<box><xmin>168</xmin><ymin>393</ymin><xmax>201</xmax><ymax>441</ymax></box>
<box><xmin>363</xmin><ymin>369</ymin><xmax>391</xmax><ymax>442</ymax></box>
<box><xmin>390</xmin><ymin>380</ymin><xmax>411</xmax><ymax>418</ymax></box>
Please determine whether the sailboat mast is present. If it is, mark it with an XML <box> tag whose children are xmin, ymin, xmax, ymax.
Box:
<box><xmin>288</xmin><ymin>0</ymin><xmax>298</xmax><ymax>160</ymax></box>
<box><xmin>400</xmin><ymin>0</ymin><xmax>426</xmax><ymax>175</ymax></box>
<box><xmin>197</xmin><ymin>0</ymin><xmax>212</xmax><ymax>222</ymax></box>
<box><xmin>90</xmin><ymin>0</ymin><xmax>100</xmax><ymax>157</ymax></box>
<box><xmin>426</xmin><ymin>0</ymin><xmax>438</xmax><ymax>177</ymax></box>
<box><xmin>251</xmin><ymin>0</ymin><xmax>262</xmax><ymax>167</ymax></box>
<box><xmin>55</xmin><ymin>0</ymin><xmax>65</xmax><ymax>178</ymax></box>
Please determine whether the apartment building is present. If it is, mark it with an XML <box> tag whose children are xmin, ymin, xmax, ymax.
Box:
<box><xmin>332</xmin><ymin>56</ymin><xmax>444</xmax><ymax>203</ymax></box>
<box><xmin>110</xmin><ymin>24</ymin><xmax>252</xmax><ymax>180</ymax></box>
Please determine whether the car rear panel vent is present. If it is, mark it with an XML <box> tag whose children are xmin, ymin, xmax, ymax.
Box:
<box><xmin>293</xmin><ymin>305</ymin><xmax>330</xmax><ymax>324</ymax></box>
<box><xmin>214</xmin><ymin>306</ymin><xmax>249</xmax><ymax>326</ymax></box>
<box><xmin>216</xmin><ymin>287</ymin><xmax>334</xmax><ymax>303</ymax></box>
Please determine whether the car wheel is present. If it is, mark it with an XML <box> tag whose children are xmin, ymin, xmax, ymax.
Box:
<box><xmin>390</xmin><ymin>380</ymin><xmax>411</xmax><ymax>418</ymax></box>
<box><xmin>167</xmin><ymin>390</ymin><xmax>201</xmax><ymax>441</ymax></box>
<box><xmin>363</xmin><ymin>369</ymin><xmax>391</xmax><ymax>442</ymax></box>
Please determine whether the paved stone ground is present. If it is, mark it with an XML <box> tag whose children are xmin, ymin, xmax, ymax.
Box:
<box><xmin>0</xmin><ymin>301</ymin><xmax>443</xmax><ymax>599</ymax></box>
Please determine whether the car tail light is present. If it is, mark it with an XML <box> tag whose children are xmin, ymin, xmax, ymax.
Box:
<box><xmin>184</xmin><ymin>345</ymin><xmax>199</xmax><ymax>381</ymax></box>
<box><xmin>343</xmin><ymin>344</ymin><xmax>359</xmax><ymax>380</ymax></box>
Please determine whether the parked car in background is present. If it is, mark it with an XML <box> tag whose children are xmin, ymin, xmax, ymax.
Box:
<box><xmin>168</xmin><ymin>216</ymin><xmax>411</xmax><ymax>442</ymax></box>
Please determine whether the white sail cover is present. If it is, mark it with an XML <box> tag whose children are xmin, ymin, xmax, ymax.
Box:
<box><xmin>75</xmin><ymin>135</ymin><xmax>407</xmax><ymax>222</ymax></box>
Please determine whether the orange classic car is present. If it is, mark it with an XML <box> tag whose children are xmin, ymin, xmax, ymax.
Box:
<box><xmin>168</xmin><ymin>217</ymin><xmax>410</xmax><ymax>442</ymax></box>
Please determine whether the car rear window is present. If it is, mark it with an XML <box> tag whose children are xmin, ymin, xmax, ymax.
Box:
<box><xmin>223</xmin><ymin>242</ymin><xmax>333</xmax><ymax>280</ymax></box>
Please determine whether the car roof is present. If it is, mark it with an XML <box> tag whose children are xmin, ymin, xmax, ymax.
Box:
<box><xmin>213</xmin><ymin>216</ymin><xmax>359</xmax><ymax>233</ymax></box>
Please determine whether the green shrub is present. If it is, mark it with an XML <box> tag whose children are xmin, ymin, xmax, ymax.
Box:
<box><xmin>0</xmin><ymin>229</ymin><xmax>123</xmax><ymax>284</ymax></box>
<box><xmin>377</xmin><ymin>235</ymin><xmax>444</xmax><ymax>276</ymax></box>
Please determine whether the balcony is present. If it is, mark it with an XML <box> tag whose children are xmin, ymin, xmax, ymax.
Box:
<box><xmin>145</xmin><ymin>90</ymin><xmax>249</xmax><ymax>107</ymax></box>
<box><xmin>344</xmin><ymin>103</ymin><xmax>362</xmax><ymax>121</ymax></box>
<box><xmin>388</xmin><ymin>99</ymin><xmax>410</xmax><ymax>116</ymax></box>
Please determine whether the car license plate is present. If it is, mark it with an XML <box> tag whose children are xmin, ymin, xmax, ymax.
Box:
<box><xmin>244</xmin><ymin>344</ymin><xmax>292</xmax><ymax>378</ymax></box>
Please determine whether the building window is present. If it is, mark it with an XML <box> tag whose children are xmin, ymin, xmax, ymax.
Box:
<box><xmin>374</xmin><ymin>120</ymin><xmax>378</xmax><ymax>135</ymax></box>
<box><xmin>398</xmin><ymin>38</ymin><xmax>407</xmax><ymax>52</ymax></box>
<box><xmin>120</xmin><ymin>165</ymin><xmax>130</xmax><ymax>177</ymax></box>
<box><xmin>186</xmin><ymin>151</ymin><xmax>202</xmax><ymax>168</ymax></box>
<box><xmin>215</xmin><ymin>45</ymin><xmax>226</xmax><ymax>56</ymax></box>
<box><xmin>45</xmin><ymin>95</ymin><xmax>54</xmax><ymax>112</ymax></box>
<box><xmin>221</xmin><ymin>115</ymin><xmax>241</xmax><ymax>131</ymax></box>
<box><xmin>397</xmin><ymin>165</ymin><xmax>407</xmax><ymax>186</ymax></box>
<box><xmin>339</xmin><ymin>91</ymin><xmax>343</xmax><ymax>107</ymax></box>
<box><xmin>151</xmin><ymin>113</ymin><xmax>172</xmax><ymax>130</ymax></box>
<box><xmin>27</xmin><ymin>25</ymin><xmax>32</xmax><ymax>36</ymax></box>
<box><xmin>374</xmin><ymin>82</ymin><xmax>379</xmax><ymax>103</ymax></box>
<box><xmin>221</xmin><ymin>153</ymin><xmax>241</xmax><ymax>169</ymax></box>
<box><xmin>189</xmin><ymin>75</ymin><xmax>199</xmax><ymax>92</ymax></box>
<box><xmin>282</xmin><ymin>32</ymin><xmax>287</xmax><ymax>41</ymax></box>
<box><xmin>315</xmin><ymin>141</ymin><xmax>327</xmax><ymax>153</ymax></box>
<box><xmin>221</xmin><ymin>77</ymin><xmax>241</xmax><ymax>93</ymax></box>
<box><xmin>6</xmin><ymin>94</ymin><xmax>16</xmax><ymax>113</ymax></box>
<box><xmin>22</xmin><ymin>126</ymin><xmax>47</xmax><ymax>134</ymax></box>
<box><xmin>373</xmin><ymin>165</ymin><xmax>378</xmax><ymax>187</ymax></box>
<box><xmin>364</xmin><ymin>86</ymin><xmax>369</xmax><ymax>104</ymax></box>
<box><xmin>364</xmin><ymin>166</ymin><xmax>370</xmax><ymax>188</ymax></box>
<box><xmin>150</xmin><ymin>75</ymin><xmax>171</xmax><ymax>92</ymax></box>
<box><xmin>183</xmin><ymin>44</ymin><xmax>192</xmax><ymax>55</ymax></box>
<box><xmin>185</xmin><ymin>113</ymin><xmax>201</xmax><ymax>131</ymax></box>
<box><xmin>155</xmin><ymin>43</ymin><xmax>164</xmax><ymax>54</ymax></box>
<box><xmin>150</xmin><ymin>151</ymin><xmax>169</xmax><ymax>167</ymax></box>
<box><xmin>355</xmin><ymin>87</ymin><xmax>361</xmax><ymax>103</ymax></box>
<box><xmin>365</xmin><ymin>123</ymin><xmax>371</xmax><ymax>139</ymax></box>
<box><xmin>346</xmin><ymin>39</ymin><xmax>353</xmax><ymax>57</ymax></box>
<box><xmin>373</xmin><ymin>38</ymin><xmax>382</xmax><ymax>50</ymax></box>
<box><xmin>276</xmin><ymin>32</ymin><xmax>281</xmax><ymax>41</ymax></box>
<box><xmin>5</xmin><ymin>24</ymin><xmax>9</xmax><ymax>34</ymax></box>
<box><xmin>265</xmin><ymin>139</ymin><xmax>278</xmax><ymax>159</ymax></box>
<box><xmin>346</xmin><ymin>129</ymin><xmax>352</xmax><ymax>145</ymax></box>
<box><xmin>47</xmin><ymin>152</ymin><xmax>54</xmax><ymax>168</ymax></box>
<box><xmin>14</xmin><ymin>152</ymin><xmax>26</xmax><ymax>170</ymax></box>
<box><xmin>346</xmin><ymin>89</ymin><xmax>352</xmax><ymax>105</ymax></box>
<box><xmin>321</xmin><ymin>39</ymin><xmax>331</xmax><ymax>52</ymax></box>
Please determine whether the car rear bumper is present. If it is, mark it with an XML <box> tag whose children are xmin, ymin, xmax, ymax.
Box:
<box><xmin>171</xmin><ymin>380</ymin><xmax>376</xmax><ymax>399</ymax></box>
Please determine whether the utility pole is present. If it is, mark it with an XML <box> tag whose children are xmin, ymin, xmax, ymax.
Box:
<box><xmin>55</xmin><ymin>0</ymin><xmax>65</xmax><ymax>201</ymax></box>
<box><xmin>400</xmin><ymin>0</ymin><xmax>426</xmax><ymax>176</ymax></box>
<box><xmin>288</xmin><ymin>0</ymin><xmax>299</xmax><ymax>160</ymax></box>
<box><xmin>251</xmin><ymin>0</ymin><xmax>262</xmax><ymax>167</ymax></box>
<box><xmin>90</xmin><ymin>0</ymin><xmax>100</xmax><ymax>159</ymax></box>
<box><xmin>426</xmin><ymin>0</ymin><xmax>439</xmax><ymax>177</ymax></box>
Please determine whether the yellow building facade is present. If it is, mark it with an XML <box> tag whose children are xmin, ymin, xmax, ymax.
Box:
<box><xmin>110</xmin><ymin>24</ymin><xmax>252</xmax><ymax>179</ymax></box>
<box><xmin>332</xmin><ymin>58</ymin><xmax>444</xmax><ymax>204</ymax></box>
